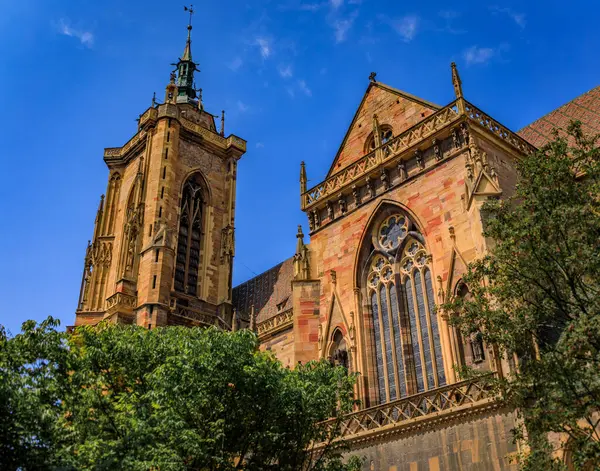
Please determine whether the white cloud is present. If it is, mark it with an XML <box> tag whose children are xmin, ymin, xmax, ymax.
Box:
<box><xmin>298</xmin><ymin>80</ymin><xmax>312</xmax><ymax>97</ymax></box>
<box><xmin>256</xmin><ymin>142</ymin><xmax>265</xmax><ymax>148</ymax></box>
<box><xmin>237</xmin><ymin>100</ymin><xmax>249</xmax><ymax>112</ymax></box>
<box><xmin>463</xmin><ymin>45</ymin><xmax>495</xmax><ymax>65</ymax></box>
<box><xmin>332</xmin><ymin>13</ymin><xmax>357</xmax><ymax>43</ymax></box>
<box><xmin>255</xmin><ymin>37</ymin><xmax>271</xmax><ymax>59</ymax></box>
<box><xmin>330</xmin><ymin>0</ymin><xmax>343</xmax><ymax>9</ymax></box>
<box><xmin>490</xmin><ymin>6</ymin><xmax>526</xmax><ymax>29</ymax></box>
<box><xmin>278</xmin><ymin>64</ymin><xmax>293</xmax><ymax>78</ymax></box>
<box><xmin>286</xmin><ymin>87</ymin><xmax>296</xmax><ymax>98</ymax></box>
<box><xmin>227</xmin><ymin>57</ymin><xmax>243</xmax><ymax>71</ymax></box>
<box><xmin>57</xmin><ymin>19</ymin><xmax>94</xmax><ymax>47</ymax></box>
<box><xmin>392</xmin><ymin>15</ymin><xmax>419</xmax><ymax>42</ymax></box>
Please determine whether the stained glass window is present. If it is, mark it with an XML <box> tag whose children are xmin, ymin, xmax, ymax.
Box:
<box><xmin>367</xmin><ymin>214</ymin><xmax>447</xmax><ymax>404</ymax></box>
<box><xmin>405</xmin><ymin>277</ymin><xmax>425</xmax><ymax>392</ymax></box>
<box><xmin>414</xmin><ymin>272</ymin><xmax>434</xmax><ymax>389</ymax></box>
<box><xmin>389</xmin><ymin>287</ymin><xmax>407</xmax><ymax>397</ymax></box>
<box><xmin>371</xmin><ymin>291</ymin><xmax>386</xmax><ymax>402</ymax></box>
<box><xmin>175</xmin><ymin>175</ymin><xmax>204</xmax><ymax>296</ymax></box>
<box><xmin>425</xmin><ymin>268</ymin><xmax>446</xmax><ymax>385</ymax></box>
<box><xmin>380</xmin><ymin>285</ymin><xmax>396</xmax><ymax>400</ymax></box>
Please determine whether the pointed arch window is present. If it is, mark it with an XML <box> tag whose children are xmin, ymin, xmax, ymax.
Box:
<box><xmin>366</xmin><ymin>126</ymin><xmax>393</xmax><ymax>152</ymax></box>
<box><xmin>330</xmin><ymin>330</ymin><xmax>350</xmax><ymax>370</ymax></box>
<box><xmin>365</xmin><ymin>212</ymin><xmax>446</xmax><ymax>404</ymax></box>
<box><xmin>174</xmin><ymin>175</ymin><xmax>204</xmax><ymax>296</ymax></box>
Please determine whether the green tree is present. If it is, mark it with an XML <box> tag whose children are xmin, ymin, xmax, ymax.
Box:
<box><xmin>0</xmin><ymin>317</ymin><xmax>69</xmax><ymax>470</ymax></box>
<box><xmin>1</xmin><ymin>319</ymin><xmax>362</xmax><ymax>471</ymax></box>
<box><xmin>444</xmin><ymin>122</ymin><xmax>600</xmax><ymax>470</ymax></box>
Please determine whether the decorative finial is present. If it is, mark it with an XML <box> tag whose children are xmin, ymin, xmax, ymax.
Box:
<box><xmin>300</xmin><ymin>161</ymin><xmax>307</xmax><ymax>194</ymax></box>
<box><xmin>151</xmin><ymin>91</ymin><xmax>156</xmax><ymax>107</ymax></box>
<box><xmin>198</xmin><ymin>88</ymin><xmax>203</xmax><ymax>108</ymax></box>
<box><xmin>372</xmin><ymin>113</ymin><xmax>381</xmax><ymax>148</ymax></box>
<box><xmin>170</xmin><ymin>71</ymin><xmax>176</xmax><ymax>84</ymax></box>
<box><xmin>369</xmin><ymin>71</ymin><xmax>377</xmax><ymax>82</ymax></box>
<box><xmin>220</xmin><ymin>110</ymin><xmax>225</xmax><ymax>136</ymax></box>
<box><xmin>451</xmin><ymin>62</ymin><xmax>463</xmax><ymax>100</ymax></box>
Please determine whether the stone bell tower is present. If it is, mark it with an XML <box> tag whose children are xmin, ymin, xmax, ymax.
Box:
<box><xmin>74</xmin><ymin>8</ymin><xmax>246</xmax><ymax>329</ymax></box>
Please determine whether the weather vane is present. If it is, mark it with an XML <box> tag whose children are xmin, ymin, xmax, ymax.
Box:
<box><xmin>184</xmin><ymin>5</ymin><xmax>194</xmax><ymax>27</ymax></box>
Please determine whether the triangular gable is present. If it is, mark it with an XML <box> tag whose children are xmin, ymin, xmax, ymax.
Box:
<box><xmin>445</xmin><ymin>246</ymin><xmax>469</xmax><ymax>302</ymax></box>
<box><xmin>320</xmin><ymin>291</ymin><xmax>352</xmax><ymax>359</ymax></box>
<box><xmin>467</xmin><ymin>170</ymin><xmax>502</xmax><ymax>209</ymax></box>
<box><xmin>326</xmin><ymin>82</ymin><xmax>440</xmax><ymax>178</ymax></box>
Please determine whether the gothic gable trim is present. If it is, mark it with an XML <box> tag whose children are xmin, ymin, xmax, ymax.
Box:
<box><xmin>320</xmin><ymin>290</ymin><xmax>352</xmax><ymax>359</ymax></box>
<box><xmin>325</xmin><ymin>82</ymin><xmax>440</xmax><ymax>179</ymax></box>
<box><xmin>444</xmin><ymin>233</ymin><xmax>469</xmax><ymax>303</ymax></box>
<box><xmin>466</xmin><ymin>169</ymin><xmax>502</xmax><ymax>210</ymax></box>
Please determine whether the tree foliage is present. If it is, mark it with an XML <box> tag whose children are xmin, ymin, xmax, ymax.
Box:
<box><xmin>444</xmin><ymin>122</ymin><xmax>600</xmax><ymax>470</ymax></box>
<box><xmin>0</xmin><ymin>320</ymin><xmax>361</xmax><ymax>471</ymax></box>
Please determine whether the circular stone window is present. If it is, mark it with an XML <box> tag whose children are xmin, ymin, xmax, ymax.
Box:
<box><xmin>378</xmin><ymin>214</ymin><xmax>408</xmax><ymax>251</ymax></box>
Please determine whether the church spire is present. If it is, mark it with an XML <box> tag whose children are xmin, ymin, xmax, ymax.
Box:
<box><xmin>175</xmin><ymin>5</ymin><xmax>199</xmax><ymax>104</ymax></box>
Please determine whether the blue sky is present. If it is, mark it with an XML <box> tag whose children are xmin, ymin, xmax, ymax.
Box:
<box><xmin>0</xmin><ymin>0</ymin><xmax>598</xmax><ymax>334</ymax></box>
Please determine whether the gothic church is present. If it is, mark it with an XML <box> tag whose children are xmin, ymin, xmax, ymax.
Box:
<box><xmin>73</xmin><ymin>14</ymin><xmax>600</xmax><ymax>471</ymax></box>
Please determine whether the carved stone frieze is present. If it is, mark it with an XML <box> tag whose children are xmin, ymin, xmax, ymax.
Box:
<box><xmin>302</xmin><ymin>103</ymin><xmax>461</xmax><ymax>209</ymax></box>
<box><xmin>318</xmin><ymin>373</ymin><xmax>498</xmax><ymax>447</ymax></box>
<box><xmin>257</xmin><ymin>309</ymin><xmax>294</xmax><ymax>339</ymax></box>
<box><xmin>106</xmin><ymin>292</ymin><xmax>137</xmax><ymax>310</ymax></box>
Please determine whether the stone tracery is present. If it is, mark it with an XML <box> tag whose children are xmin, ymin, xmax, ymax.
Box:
<box><xmin>366</xmin><ymin>211</ymin><xmax>446</xmax><ymax>404</ymax></box>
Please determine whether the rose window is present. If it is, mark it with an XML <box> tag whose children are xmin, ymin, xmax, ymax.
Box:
<box><xmin>378</xmin><ymin>214</ymin><xmax>408</xmax><ymax>251</ymax></box>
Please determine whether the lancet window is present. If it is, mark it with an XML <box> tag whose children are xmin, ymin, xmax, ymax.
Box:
<box><xmin>174</xmin><ymin>175</ymin><xmax>205</xmax><ymax>296</ymax></box>
<box><xmin>329</xmin><ymin>330</ymin><xmax>350</xmax><ymax>370</ymax></box>
<box><xmin>365</xmin><ymin>212</ymin><xmax>446</xmax><ymax>404</ymax></box>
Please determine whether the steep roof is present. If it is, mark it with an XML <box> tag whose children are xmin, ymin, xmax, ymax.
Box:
<box><xmin>518</xmin><ymin>86</ymin><xmax>600</xmax><ymax>147</ymax></box>
<box><xmin>325</xmin><ymin>81</ymin><xmax>441</xmax><ymax>178</ymax></box>
<box><xmin>232</xmin><ymin>257</ymin><xmax>294</xmax><ymax>324</ymax></box>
